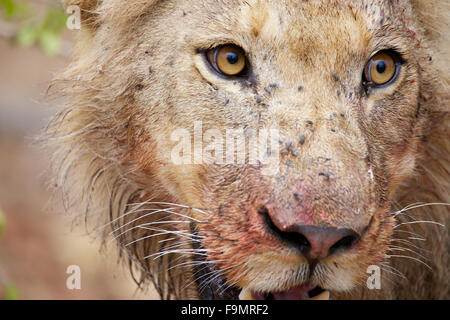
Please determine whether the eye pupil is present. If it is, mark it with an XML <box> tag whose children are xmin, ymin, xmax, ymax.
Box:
<box><xmin>206</xmin><ymin>45</ymin><xmax>246</xmax><ymax>76</ymax></box>
<box><xmin>376</xmin><ymin>61</ymin><xmax>386</xmax><ymax>74</ymax></box>
<box><xmin>226</xmin><ymin>52</ymin><xmax>239</xmax><ymax>65</ymax></box>
<box><xmin>364</xmin><ymin>51</ymin><xmax>400</xmax><ymax>87</ymax></box>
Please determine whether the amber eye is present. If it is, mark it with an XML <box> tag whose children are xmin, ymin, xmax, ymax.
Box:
<box><xmin>206</xmin><ymin>45</ymin><xmax>247</xmax><ymax>76</ymax></box>
<box><xmin>364</xmin><ymin>51</ymin><xmax>399</xmax><ymax>86</ymax></box>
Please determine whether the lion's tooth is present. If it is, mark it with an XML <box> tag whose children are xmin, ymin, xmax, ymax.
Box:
<box><xmin>239</xmin><ymin>288</ymin><xmax>255</xmax><ymax>300</ymax></box>
<box><xmin>310</xmin><ymin>290</ymin><xmax>330</xmax><ymax>300</ymax></box>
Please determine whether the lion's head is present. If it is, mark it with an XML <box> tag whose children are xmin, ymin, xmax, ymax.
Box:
<box><xmin>46</xmin><ymin>0</ymin><xmax>449</xmax><ymax>299</ymax></box>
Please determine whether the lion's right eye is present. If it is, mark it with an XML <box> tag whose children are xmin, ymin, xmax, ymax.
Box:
<box><xmin>363</xmin><ymin>51</ymin><xmax>402</xmax><ymax>88</ymax></box>
<box><xmin>206</xmin><ymin>45</ymin><xmax>247</xmax><ymax>77</ymax></box>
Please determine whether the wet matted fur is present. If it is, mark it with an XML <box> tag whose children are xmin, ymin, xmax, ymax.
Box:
<box><xmin>44</xmin><ymin>0</ymin><xmax>449</xmax><ymax>299</ymax></box>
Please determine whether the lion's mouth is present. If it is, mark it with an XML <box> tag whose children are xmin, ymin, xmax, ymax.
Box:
<box><xmin>191</xmin><ymin>224</ymin><xmax>332</xmax><ymax>300</ymax></box>
<box><xmin>239</xmin><ymin>283</ymin><xmax>330</xmax><ymax>300</ymax></box>
<box><xmin>192</xmin><ymin>258</ymin><xmax>331</xmax><ymax>300</ymax></box>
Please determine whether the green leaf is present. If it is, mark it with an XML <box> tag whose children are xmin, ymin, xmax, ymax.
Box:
<box><xmin>4</xmin><ymin>283</ymin><xmax>19</xmax><ymax>300</ymax></box>
<box><xmin>0</xmin><ymin>0</ymin><xmax>29</xmax><ymax>20</ymax></box>
<box><xmin>0</xmin><ymin>0</ymin><xmax>17</xmax><ymax>18</ymax></box>
<box><xmin>0</xmin><ymin>0</ymin><xmax>15</xmax><ymax>17</ymax></box>
<box><xmin>39</xmin><ymin>29</ymin><xmax>61</xmax><ymax>56</ymax></box>
<box><xmin>41</xmin><ymin>8</ymin><xmax>68</xmax><ymax>34</ymax></box>
<box><xmin>14</xmin><ymin>7</ymin><xmax>68</xmax><ymax>56</ymax></box>
<box><xmin>38</xmin><ymin>8</ymin><xmax>67</xmax><ymax>56</ymax></box>
<box><xmin>15</xmin><ymin>23</ymin><xmax>39</xmax><ymax>47</ymax></box>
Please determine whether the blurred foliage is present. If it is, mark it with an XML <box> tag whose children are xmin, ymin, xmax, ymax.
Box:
<box><xmin>0</xmin><ymin>0</ymin><xmax>68</xmax><ymax>56</ymax></box>
<box><xmin>0</xmin><ymin>208</ymin><xmax>4</xmax><ymax>239</ymax></box>
<box><xmin>0</xmin><ymin>0</ymin><xmax>29</xmax><ymax>19</ymax></box>
<box><xmin>0</xmin><ymin>208</ymin><xmax>18</xmax><ymax>300</ymax></box>
<box><xmin>0</xmin><ymin>1</ymin><xmax>66</xmax><ymax>300</ymax></box>
<box><xmin>16</xmin><ymin>8</ymin><xmax>67</xmax><ymax>56</ymax></box>
<box><xmin>0</xmin><ymin>209</ymin><xmax>19</xmax><ymax>300</ymax></box>
<box><xmin>4</xmin><ymin>283</ymin><xmax>19</xmax><ymax>300</ymax></box>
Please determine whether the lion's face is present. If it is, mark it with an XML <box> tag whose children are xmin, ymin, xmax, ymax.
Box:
<box><xmin>126</xmin><ymin>0</ymin><xmax>429</xmax><ymax>299</ymax></box>
<box><xmin>56</xmin><ymin>0</ymin><xmax>440</xmax><ymax>300</ymax></box>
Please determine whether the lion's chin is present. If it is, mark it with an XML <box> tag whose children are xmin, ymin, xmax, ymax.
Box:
<box><xmin>239</xmin><ymin>282</ymin><xmax>331</xmax><ymax>300</ymax></box>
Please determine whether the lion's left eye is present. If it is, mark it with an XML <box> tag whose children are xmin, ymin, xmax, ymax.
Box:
<box><xmin>206</xmin><ymin>45</ymin><xmax>247</xmax><ymax>77</ymax></box>
<box><xmin>363</xmin><ymin>51</ymin><xmax>400</xmax><ymax>87</ymax></box>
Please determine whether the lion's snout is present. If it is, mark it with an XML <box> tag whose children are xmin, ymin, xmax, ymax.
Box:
<box><xmin>261</xmin><ymin>205</ymin><xmax>361</xmax><ymax>259</ymax></box>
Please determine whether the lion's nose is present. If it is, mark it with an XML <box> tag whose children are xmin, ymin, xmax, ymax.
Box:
<box><xmin>287</xmin><ymin>225</ymin><xmax>359</xmax><ymax>260</ymax></box>
<box><xmin>261</xmin><ymin>207</ymin><xmax>360</xmax><ymax>260</ymax></box>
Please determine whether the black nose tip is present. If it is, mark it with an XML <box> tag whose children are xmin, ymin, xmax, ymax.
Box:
<box><xmin>260</xmin><ymin>207</ymin><xmax>360</xmax><ymax>260</ymax></box>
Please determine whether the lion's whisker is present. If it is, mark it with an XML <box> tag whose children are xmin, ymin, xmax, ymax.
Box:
<box><xmin>393</xmin><ymin>220</ymin><xmax>445</xmax><ymax>229</ymax></box>
<box><xmin>145</xmin><ymin>248</ymin><xmax>212</xmax><ymax>261</ymax></box>
<box><xmin>110</xmin><ymin>208</ymin><xmax>206</xmax><ymax>237</ymax></box>
<box><xmin>128</xmin><ymin>201</ymin><xmax>212</xmax><ymax>216</ymax></box>
<box><xmin>392</xmin><ymin>202</ymin><xmax>450</xmax><ymax>217</ymax></box>
<box><xmin>379</xmin><ymin>262</ymin><xmax>408</xmax><ymax>281</ymax></box>
<box><xmin>390</xmin><ymin>239</ymin><xmax>429</xmax><ymax>253</ymax></box>
<box><xmin>108</xmin><ymin>207</ymin><xmax>177</xmax><ymax>235</ymax></box>
<box><xmin>216</xmin><ymin>265</ymin><xmax>245</xmax><ymax>295</ymax></box>
<box><xmin>393</xmin><ymin>230</ymin><xmax>427</xmax><ymax>241</ymax></box>
<box><xmin>388</xmin><ymin>246</ymin><xmax>429</xmax><ymax>262</ymax></box>
<box><xmin>167</xmin><ymin>260</ymin><xmax>226</xmax><ymax>272</ymax></box>
<box><xmin>111</xmin><ymin>220</ymin><xmax>194</xmax><ymax>241</ymax></box>
<box><xmin>126</xmin><ymin>227</ymin><xmax>202</xmax><ymax>243</ymax></box>
<box><xmin>181</xmin><ymin>265</ymin><xmax>230</xmax><ymax>293</ymax></box>
<box><xmin>197</xmin><ymin>265</ymin><xmax>237</xmax><ymax>293</ymax></box>
<box><xmin>387</xmin><ymin>254</ymin><xmax>433</xmax><ymax>271</ymax></box>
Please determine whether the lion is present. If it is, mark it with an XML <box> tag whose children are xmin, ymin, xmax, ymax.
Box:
<box><xmin>44</xmin><ymin>0</ymin><xmax>449</xmax><ymax>300</ymax></box>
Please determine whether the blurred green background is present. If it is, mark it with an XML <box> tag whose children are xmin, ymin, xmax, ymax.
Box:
<box><xmin>0</xmin><ymin>0</ymin><xmax>155</xmax><ymax>300</ymax></box>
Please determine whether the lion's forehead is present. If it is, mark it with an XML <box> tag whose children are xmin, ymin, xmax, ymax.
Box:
<box><xmin>176</xmin><ymin>0</ymin><xmax>408</xmax><ymax>36</ymax></box>
<box><xmin>169</xmin><ymin>0</ymin><xmax>415</xmax><ymax>77</ymax></box>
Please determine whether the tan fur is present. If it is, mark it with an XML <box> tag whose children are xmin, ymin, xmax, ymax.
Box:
<box><xmin>45</xmin><ymin>0</ymin><xmax>449</xmax><ymax>299</ymax></box>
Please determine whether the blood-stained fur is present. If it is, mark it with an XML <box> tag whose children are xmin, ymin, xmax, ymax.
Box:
<box><xmin>45</xmin><ymin>0</ymin><xmax>449</xmax><ymax>299</ymax></box>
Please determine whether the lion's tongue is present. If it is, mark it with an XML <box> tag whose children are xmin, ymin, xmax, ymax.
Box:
<box><xmin>271</xmin><ymin>282</ymin><xmax>316</xmax><ymax>300</ymax></box>
<box><xmin>240</xmin><ymin>282</ymin><xmax>330</xmax><ymax>300</ymax></box>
